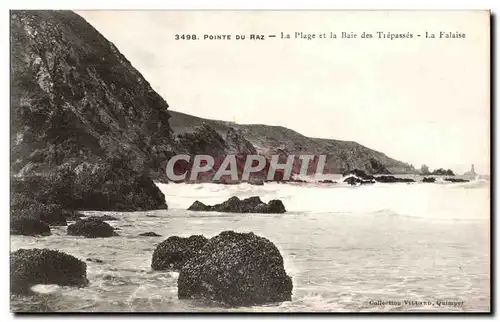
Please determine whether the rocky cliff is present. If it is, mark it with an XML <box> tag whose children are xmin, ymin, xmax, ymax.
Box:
<box><xmin>10</xmin><ymin>10</ymin><xmax>174</xmax><ymax>212</ymax></box>
<box><xmin>169</xmin><ymin>111</ymin><xmax>416</xmax><ymax>175</ymax></box>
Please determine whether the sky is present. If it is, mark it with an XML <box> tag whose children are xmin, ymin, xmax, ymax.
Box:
<box><xmin>77</xmin><ymin>10</ymin><xmax>490</xmax><ymax>174</ymax></box>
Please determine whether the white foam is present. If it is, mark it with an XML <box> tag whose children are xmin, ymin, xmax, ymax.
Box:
<box><xmin>30</xmin><ymin>284</ymin><xmax>61</xmax><ymax>294</ymax></box>
<box><xmin>156</xmin><ymin>179</ymin><xmax>490</xmax><ymax>221</ymax></box>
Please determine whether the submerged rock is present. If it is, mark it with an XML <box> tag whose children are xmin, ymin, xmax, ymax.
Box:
<box><xmin>444</xmin><ymin>178</ymin><xmax>469</xmax><ymax>183</ymax></box>
<box><xmin>67</xmin><ymin>219</ymin><xmax>115</xmax><ymax>238</ymax></box>
<box><xmin>140</xmin><ymin>232</ymin><xmax>162</xmax><ymax>237</ymax></box>
<box><xmin>187</xmin><ymin>196</ymin><xmax>286</xmax><ymax>214</ymax></box>
<box><xmin>87</xmin><ymin>215</ymin><xmax>118</xmax><ymax>221</ymax></box>
<box><xmin>248</xmin><ymin>178</ymin><xmax>264</xmax><ymax>186</ymax></box>
<box><xmin>10</xmin><ymin>248</ymin><xmax>88</xmax><ymax>294</ymax></box>
<box><xmin>10</xmin><ymin>217</ymin><xmax>51</xmax><ymax>236</ymax></box>
<box><xmin>63</xmin><ymin>209</ymin><xmax>85</xmax><ymax>221</ymax></box>
<box><xmin>178</xmin><ymin>230</ymin><xmax>293</xmax><ymax>306</ymax></box>
<box><xmin>422</xmin><ymin>177</ymin><xmax>436</xmax><ymax>183</ymax></box>
<box><xmin>152</xmin><ymin>235</ymin><xmax>208</xmax><ymax>271</ymax></box>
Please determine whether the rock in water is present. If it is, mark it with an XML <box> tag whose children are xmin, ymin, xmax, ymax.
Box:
<box><xmin>343</xmin><ymin>169</ymin><xmax>374</xmax><ymax>181</ymax></box>
<box><xmin>187</xmin><ymin>201</ymin><xmax>210</xmax><ymax>211</ymax></box>
<box><xmin>218</xmin><ymin>196</ymin><xmax>261</xmax><ymax>213</ymax></box>
<box><xmin>10</xmin><ymin>217</ymin><xmax>51</xmax><ymax>236</ymax></box>
<box><xmin>422</xmin><ymin>177</ymin><xmax>436</xmax><ymax>183</ymax></box>
<box><xmin>67</xmin><ymin>219</ymin><xmax>115</xmax><ymax>238</ymax></box>
<box><xmin>152</xmin><ymin>235</ymin><xmax>208</xmax><ymax>271</ymax></box>
<box><xmin>267</xmin><ymin>200</ymin><xmax>286</xmax><ymax>213</ymax></box>
<box><xmin>140</xmin><ymin>232</ymin><xmax>162</xmax><ymax>237</ymax></box>
<box><xmin>187</xmin><ymin>196</ymin><xmax>286</xmax><ymax>214</ymax></box>
<box><xmin>10</xmin><ymin>248</ymin><xmax>88</xmax><ymax>294</ymax></box>
<box><xmin>431</xmin><ymin>168</ymin><xmax>455</xmax><ymax>176</ymax></box>
<box><xmin>87</xmin><ymin>215</ymin><xmax>118</xmax><ymax>221</ymax></box>
<box><xmin>178</xmin><ymin>231</ymin><xmax>293</xmax><ymax>306</ymax></box>
<box><xmin>444</xmin><ymin>178</ymin><xmax>469</xmax><ymax>183</ymax></box>
<box><xmin>344</xmin><ymin>176</ymin><xmax>375</xmax><ymax>186</ymax></box>
<box><xmin>374</xmin><ymin>175</ymin><xmax>415</xmax><ymax>183</ymax></box>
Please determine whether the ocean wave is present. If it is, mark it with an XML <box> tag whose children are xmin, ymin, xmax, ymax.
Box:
<box><xmin>157</xmin><ymin>180</ymin><xmax>489</xmax><ymax>221</ymax></box>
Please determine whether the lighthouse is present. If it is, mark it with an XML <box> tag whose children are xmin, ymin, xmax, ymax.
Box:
<box><xmin>464</xmin><ymin>164</ymin><xmax>477</xmax><ymax>177</ymax></box>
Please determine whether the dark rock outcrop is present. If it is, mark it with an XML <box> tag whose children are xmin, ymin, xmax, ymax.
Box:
<box><xmin>343</xmin><ymin>170</ymin><xmax>416</xmax><ymax>185</ymax></box>
<box><xmin>152</xmin><ymin>235</ymin><xmax>208</xmax><ymax>271</ymax></box>
<box><xmin>70</xmin><ymin>164</ymin><xmax>168</xmax><ymax>211</ymax></box>
<box><xmin>374</xmin><ymin>175</ymin><xmax>415</xmax><ymax>183</ymax></box>
<box><xmin>267</xmin><ymin>200</ymin><xmax>287</xmax><ymax>213</ymax></box>
<box><xmin>187</xmin><ymin>196</ymin><xmax>286</xmax><ymax>214</ymax></box>
<box><xmin>187</xmin><ymin>201</ymin><xmax>209</xmax><ymax>211</ymax></box>
<box><xmin>343</xmin><ymin>169</ymin><xmax>374</xmax><ymax>181</ymax></box>
<box><xmin>11</xmin><ymin>193</ymin><xmax>67</xmax><ymax>226</ymax></box>
<box><xmin>318</xmin><ymin>179</ymin><xmax>336</xmax><ymax>184</ymax></box>
<box><xmin>11</xmin><ymin>248</ymin><xmax>88</xmax><ymax>294</ymax></box>
<box><xmin>67</xmin><ymin>219</ymin><xmax>115</xmax><ymax>238</ymax></box>
<box><xmin>444</xmin><ymin>178</ymin><xmax>469</xmax><ymax>183</ymax></box>
<box><xmin>177</xmin><ymin>231</ymin><xmax>293</xmax><ymax>306</ymax></box>
<box><xmin>86</xmin><ymin>258</ymin><xmax>104</xmax><ymax>263</ymax></box>
<box><xmin>431</xmin><ymin>168</ymin><xmax>455</xmax><ymax>176</ymax></box>
<box><xmin>11</xmin><ymin>160</ymin><xmax>168</xmax><ymax>214</ymax></box>
<box><xmin>422</xmin><ymin>177</ymin><xmax>436</xmax><ymax>183</ymax></box>
<box><xmin>140</xmin><ymin>232</ymin><xmax>162</xmax><ymax>237</ymax></box>
<box><xmin>11</xmin><ymin>217</ymin><xmax>51</xmax><ymax>236</ymax></box>
<box><xmin>10</xmin><ymin>10</ymin><xmax>172</xmax><ymax>213</ymax></box>
<box><xmin>366</xmin><ymin>158</ymin><xmax>391</xmax><ymax>174</ymax></box>
<box><xmin>344</xmin><ymin>176</ymin><xmax>375</xmax><ymax>186</ymax></box>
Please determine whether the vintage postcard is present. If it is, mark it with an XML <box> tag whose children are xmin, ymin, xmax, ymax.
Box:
<box><xmin>10</xmin><ymin>10</ymin><xmax>490</xmax><ymax>313</ymax></box>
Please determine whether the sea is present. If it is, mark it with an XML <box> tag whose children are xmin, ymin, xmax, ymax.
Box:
<box><xmin>10</xmin><ymin>177</ymin><xmax>491</xmax><ymax>312</ymax></box>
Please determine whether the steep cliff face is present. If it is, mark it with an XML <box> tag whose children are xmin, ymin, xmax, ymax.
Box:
<box><xmin>10</xmin><ymin>10</ymin><xmax>173</xmax><ymax>212</ymax></box>
<box><xmin>10</xmin><ymin>10</ymin><xmax>175</xmax><ymax>178</ymax></box>
<box><xmin>169</xmin><ymin>111</ymin><xmax>416</xmax><ymax>175</ymax></box>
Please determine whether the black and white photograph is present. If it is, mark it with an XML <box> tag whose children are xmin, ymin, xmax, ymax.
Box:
<box><xmin>8</xmin><ymin>8</ymin><xmax>491</xmax><ymax>313</ymax></box>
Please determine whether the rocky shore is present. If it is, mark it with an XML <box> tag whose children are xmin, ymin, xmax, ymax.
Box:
<box><xmin>11</xmin><ymin>230</ymin><xmax>293</xmax><ymax>307</ymax></box>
